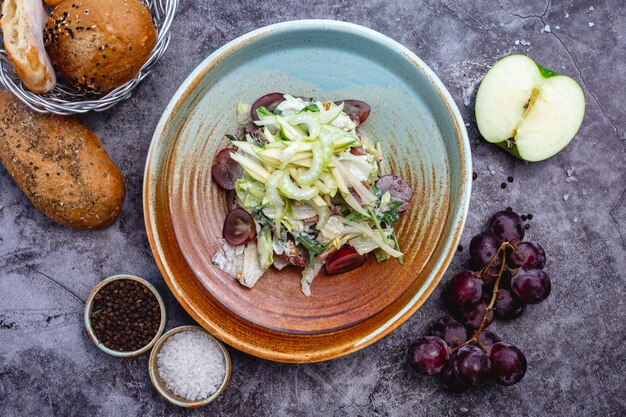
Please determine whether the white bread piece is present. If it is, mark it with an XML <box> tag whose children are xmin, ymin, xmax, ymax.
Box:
<box><xmin>1</xmin><ymin>0</ymin><xmax>56</xmax><ymax>93</ymax></box>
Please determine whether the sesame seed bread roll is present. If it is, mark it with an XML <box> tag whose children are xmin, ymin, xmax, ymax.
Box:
<box><xmin>44</xmin><ymin>0</ymin><xmax>157</xmax><ymax>96</ymax></box>
<box><xmin>0</xmin><ymin>0</ymin><xmax>57</xmax><ymax>93</ymax></box>
<box><xmin>43</xmin><ymin>0</ymin><xmax>66</xmax><ymax>7</ymax></box>
<box><xmin>0</xmin><ymin>91</ymin><xmax>125</xmax><ymax>229</ymax></box>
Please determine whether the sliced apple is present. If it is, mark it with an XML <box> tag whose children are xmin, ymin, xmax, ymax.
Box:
<box><xmin>475</xmin><ymin>54</ymin><xmax>585</xmax><ymax>162</ymax></box>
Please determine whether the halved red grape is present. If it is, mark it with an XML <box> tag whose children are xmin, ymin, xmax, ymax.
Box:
<box><xmin>489</xmin><ymin>342</ymin><xmax>527</xmax><ymax>386</ymax></box>
<box><xmin>325</xmin><ymin>245</ymin><xmax>366</xmax><ymax>275</ymax></box>
<box><xmin>251</xmin><ymin>92</ymin><xmax>285</xmax><ymax>120</ymax></box>
<box><xmin>507</xmin><ymin>241</ymin><xmax>546</xmax><ymax>269</ymax></box>
<box><xmin>350</xmin><ymin>146</ymin><xmax>367</xmax><ymax>156</ymax></box>
<box><xmin>375</xmin><ymin>175</ymin><xmax>413</xmax><ymax>212</ymax></box>
<box><xmin>223</xmin><ymin>208</ymin><xmax>256</xmax><ymax>246</ymax></box>
<box><xmin>511</xmin><ymin>268</ymin><xmax>551</xmax><ymax>304</ymax></box>
<box><xmin>335</xmin><ymin>99</ymin><xmax>371</xmax><ymax>125</ymax></box>
<box><xmin>211</xmin><ymin>148</ymin><xmax>243</xmax><ymax>190</ymax></box>
<box><xmin>407</xmin><ymin>336</ymin><xmax>449</xmax><ymax>375</ymax></box>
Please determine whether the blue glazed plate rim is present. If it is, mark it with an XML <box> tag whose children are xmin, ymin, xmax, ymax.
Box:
<box><xmin>144</xmin><ymin>19</ymin><xmax>472</xmax><ymax>361</ymax></box>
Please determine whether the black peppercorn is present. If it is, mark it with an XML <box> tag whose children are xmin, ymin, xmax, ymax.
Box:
<box><xmin>89</xmin><ymin>279</ymin><xmax>160</xmax><ymax>352</ymax></box>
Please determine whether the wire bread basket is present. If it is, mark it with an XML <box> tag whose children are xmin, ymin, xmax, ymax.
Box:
<box><xmin>0</xmin><ymin>0</ymin><xmax>178</xmax><ymax>115</ymax></box>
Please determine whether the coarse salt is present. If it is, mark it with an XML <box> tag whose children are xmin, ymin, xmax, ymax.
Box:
<box><xmin>157</xmin><ymin>331</ymin><xmax>226</xmax><ymax>401</ymax></box>
<box><xmin>589</xmin><ymin>22</ymin><xmax>594</xmax><ymax>27</ymax></box>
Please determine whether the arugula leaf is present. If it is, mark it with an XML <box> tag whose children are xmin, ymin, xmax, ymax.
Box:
<box><xmin>300</xmin><ymin>103</ymin><xmax>320</xmax><ymax>113</ymax></box>
<box><xmin>295</xmin><ymin>235</ymin><xmax>325</xmax><ymax>255</ymax></box>
<box><xmin>295</xmin><ymin>234</ymin><xmax>325</xmax><ymax>268</ymax></box>
<box><xmin>344</xmin><ymin>210</ymin><xmax>364</xmax><ymax>221</ymax></box>
<box><xmin>252</xmin><ymin>209</ymin><xmax>272</xmax><ymax>227</ymax></box>
<box><xmin>225</xmin><ymin>133</ymin><xmax>239</xmax><ymax>141</ymax></box>
<box><xmin>380</xmin><ymin>200</ymin><xmax>403</xmax><ymax>227</ymax></box>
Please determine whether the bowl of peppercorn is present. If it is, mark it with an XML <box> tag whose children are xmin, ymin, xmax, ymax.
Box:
<box><xmin>84</xmin><ymin>274</ymin><xmax>167</xmax><ymax>357</ymax></box>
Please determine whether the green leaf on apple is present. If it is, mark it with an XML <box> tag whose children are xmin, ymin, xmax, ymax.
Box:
<box><xmin>475</xmin><ymin>54</ymin><xmax>585</xmax><ymax>162</ymax></box>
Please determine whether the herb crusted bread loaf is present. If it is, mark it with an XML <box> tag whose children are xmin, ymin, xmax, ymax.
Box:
<box><xmin>0</xmin><ymin>91</ymin><xmax>125</xmax><ymax>228</ymax></box>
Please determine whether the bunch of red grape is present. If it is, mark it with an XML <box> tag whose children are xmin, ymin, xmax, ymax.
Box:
<box><xmin>407</xmin><ymin>209</ymin><xmax>551</xmax><ymax>391</ymax></box>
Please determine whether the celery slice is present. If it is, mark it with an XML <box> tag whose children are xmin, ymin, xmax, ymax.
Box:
<box><xmin>278</xmin><ymin>172</ymin><xmax>318</xmax><ymax>200</ymax></box>
<box><xmin>278</xmin><ymin>116</ymin><xmax>307</xmax><ymax>140</ymax></box>
<box><xmin>296</xmin><ymin>140</ymin><xmax>325</xmax><ymax>186</ymax></box>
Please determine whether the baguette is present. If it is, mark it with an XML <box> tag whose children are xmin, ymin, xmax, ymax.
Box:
<box><xmin>0</xmin><ymin>0</ymin><xmax>56</xmax><ymax>93</ymax></box>
<box><xmin>0</xmin><ymin>91</ymin><xmax>125</xmax><ymax>228</ymax></box>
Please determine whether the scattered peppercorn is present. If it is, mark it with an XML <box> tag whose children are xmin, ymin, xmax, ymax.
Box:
<box><xmin>472</xmin><ymin>171</ymin><xmax>478</xmax><ymax>181</ymax></box>
<box><xmin>527</xmin><ymin>214</ymin><xmax>533</xmax><ymax>220</ymax></box>
<box><xmin>457</xmin><ymin>245</ymin><xmax>464</xmax><ymax>252</ymax></box>
<box><xmin>521</xmin><ymin>214</ymin><xmax>527</xmax><ymax>221</ymax></box>
<box><xmin>507</xmin><ymin>176</ymin><xmax>514</xmax><ymax>183</ymax></box>
<box><xmin>500</xmin><ymin>182</ymin><xmax>507</xmax><ymax>189</ymax></box>
<box><xmin>524</xmin><ymin>224</ymin><xmax>531</xmax><ymax>230</ymax></box>
<box><xmin>89</xmin><ymin>279</ymin><xmax>161</xmax><ymax>352</ymax></box>
<box><xmin>506</xmin><ymin>207</ymin><xmax>513</xmax><ymax>211</ymax></box>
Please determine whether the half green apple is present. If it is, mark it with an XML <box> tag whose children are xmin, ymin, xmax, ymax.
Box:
<box><xmin>475</xmin><ymin>54</ymin><xmax>585</xmax><ymax>162</ymax></box>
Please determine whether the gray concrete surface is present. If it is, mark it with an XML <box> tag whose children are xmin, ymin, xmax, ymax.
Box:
<box><xmin>1</xmin><ymin>1</ymin><xmax>625</xmax><ymax>416</ymax></box>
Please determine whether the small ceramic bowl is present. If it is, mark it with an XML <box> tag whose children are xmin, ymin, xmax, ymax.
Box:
<box><xmin>84</xmin><ymin>274</ymin><xmax>167</xmax><ymax>357</ymax></box>
<box><xmin>148</xmin><ymin>325</ymin><xmax>232</xmax><ymax>408</ymax></box>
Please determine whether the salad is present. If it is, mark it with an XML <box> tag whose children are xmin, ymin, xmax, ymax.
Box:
<box><xmin>211</xmin><ymin>93</ymin><xmax>413</xmax><ymax>296</ymax></box>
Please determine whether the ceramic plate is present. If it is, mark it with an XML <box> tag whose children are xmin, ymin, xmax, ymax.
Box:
<box><xmin>144</xmin><ymin>20</ymin><xmax>471</xmax><ymax>362</ymax></box>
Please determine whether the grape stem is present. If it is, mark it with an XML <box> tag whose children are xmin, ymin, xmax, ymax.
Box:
<box><xmin>458</xmin><ymin>242</ymin><xmax>514</xmax><ymax>350</ymax></box>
